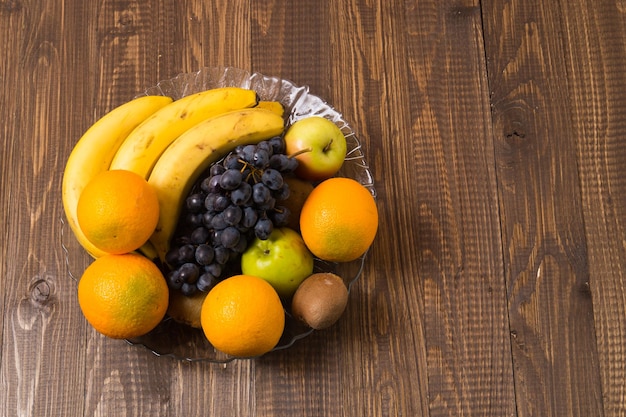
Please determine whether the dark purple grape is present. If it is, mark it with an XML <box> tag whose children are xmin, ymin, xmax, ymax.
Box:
<box><xmin>252</xmin><ymin>183</ymin><xmax>272</xmax><ymax>205</ymax></box>
<box><xmin>223</xmin><ymin>205</ymin><xmax>242</xmax><ymax>226</ymax></box>
<box><xmin>202</xmin><ymin>211</ymin><xmax>214</xmax><ymax>228</ymax></box>
<box><xmin>195</xmin><ymin>244</ymin><xmax>215</xmax><ymax>265</ymax></box>
<box><xmin>180</xmin><ymin>282</ymin><xmax>197</xmax><ymax>296</ymax></box>
<box><xmin>268</xmin><ymin>136</ymin><xmax>285</xmax><ymax>154</ymax></box>
<box><xmin>204</xmin><ymin>193</ymin><xmax>217</xmax><ymax>211</ymax></box>
<box><xmin>178</xmin><ymin>244</ymin><xmax>196</xmax><ymax>263</ymax></box>
<box><xmin>186</xmin><ymin>193</ymin><xmax>205</xmax><ymax>213</ymax></box>
<box><xmin>252</xmin><ymin>148</ymin><xmax>270</xmax><ymax>168</ymax></box>
<box><xmin>257</xmin><ymin>141</ymin><xmax>273</xmax><ymax>155</ymax></box>
<box><xmin>197</xmin><ymin>273</ymin><xmax>217</xmax><ymax>292</ymax></box>
<box><xmin>210</xmin><ymin>164</ymin><xmax>226</xmax><ymax>177</ymax></box>
<box><xmin>167</xmin><ymin>270</ymin><xmax>184</xmax><ymax>290</ymax></box>
<box><xmin>179</xmin><ymin>262</ymin><xmax>200</xmax><ymax>284</ymax></box>
<box><xmin>207</xmin><ymin>175</ymin><xmax>222</xmax><ymax>193</ymax></box>
<box><xmin>270</xmin><ymin>206</ymin><xmax>291</xmax><ymax>227</ymax></box>
<box><xmin>200</xmin><ymin>177</ymin><xmax>213</xmax><ymax>193</ymax></box>
<box><xmin>211</xmin><ymin>229</ymin><xmax>222</xmax><ymax>246</ymax></box>
<box><xmin>255</xmin><ymin>217</ymin><xmax>273</xmax><ymax>240</ymax></box>
<box><xmin>165</xmin><ymin>247</ymin><xmax>180</xmax><ymax>266</ymax></box>
<box><xmin>185</xmin><ymin>212</ymin><xmax>203</xmax><ymax>227</ymax></box>
<box><xmin>269</xmin><ymin>154</ymin><xmax>290</xmax><ymax>171</ymax></box>
<box><xmin>214</xmin><ymin>246</ymin><xmax>230</xmax><ymax>264</ymax></box>
<box><xmin>231</xmin><ymin>182</ymin><xmax>252</xmax><ymax>205</ymax></box>
<box><xmin>211</xmin><ymin>212</ymin><xmax>228</xmax><ymax>230</ymax></box>
<box><xmin>285</xmin><ymin>157</ymin><xmax>299</xmax><ymax>172</ymax></box>
<box><xmin>241</xmin><ymin>206</ymin><xmax>258</xmax><ymax>228</ymax></box>
<box><xmin>219</xmin><ymin>169</ymin><xmax>243</xmax><ymax>190</ymax></box>
<box><xmin>274</xmin><ymin>183</ymin><xmax>290</xmax><ymax>200</ymax></box>
<box><xmin>233</xmin><ymin>236</ymin><xmax>248</xmax><ymax>253</ymax></box>
<box><xmin>190</xmin><ymin>226</ymin><xmax>210</xmax><ymax>244</ymax></box>
<box><xmin>204</xmin><ymin>263</ymin><xmax>222</xmax><ymax>278</ymax></box>
<box><xmin>257</xmin><ymin>197</ymin><xmax>276</xmax><ymax>211</ymax></box>
<box><xmin>214</xmin><ymin>195</ymin><xmax>230</xmax><ymax>212</ymax></box>
<box><xmin>261</xmin><ymin>168</ymin><xmax>284</xmax><ymax>190</ymax></box>
<box><xmin>224</xmin><ymin>153</ymin><xmax>244</xmax><ymax>170</ymax></box>
<box><xmin>240</xmin><ymin>144</ymin><xmax>256</xmax><ymax>162</ymax></box>
<box><xmin>221</xmin><ymin>226</ymin><xmax>241</xmax><ymax>249</ymax></box>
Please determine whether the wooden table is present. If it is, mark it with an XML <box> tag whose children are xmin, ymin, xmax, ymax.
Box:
<box><xmin>2</xmin><ymin>1</ymin><xmax>625</xmax><ymax>416</ymax></box>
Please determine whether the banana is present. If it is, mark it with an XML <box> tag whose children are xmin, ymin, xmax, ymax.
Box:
<box><xmin>136</xmin><ymin>239</ymin><xmax>159</xmax><ymax>261</ymax></box>
<box><xmin>148</xmin><ymin>107</ymin><xmax>285</xmax><ymax>260</ymax></box>
<box><xmin>256</xmin><ymin>100</ymin><xmax>285</xmax><ymax>117</ymax></box>
<box><xmin>62</xmin><ymin>95</ymin><xmax>173</xmax><ymax>258</ymax></box>
<box><xmin>109</xmin><ymin>87</ymin><xmax>259</xmax><ymax>179</ymax></box>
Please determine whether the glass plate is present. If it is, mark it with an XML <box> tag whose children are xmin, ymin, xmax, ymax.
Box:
<box><xmin>66</xmin><ymin>67</ymin><xmax>375</xmax><ymax>363</ymax></box>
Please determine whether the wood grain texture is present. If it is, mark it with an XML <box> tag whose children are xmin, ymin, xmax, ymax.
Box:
<box><xmin>558</xmin><ymin>1</ymin><xmax>626</xmax><ymax>415</ymax></box>
<box><xmin>2</xmin><ymin>0</ymin><xmax>626</xmax><ymax>416</ymax></box>
<box><xmin>250</xmin><ymin>2</ymin><xmax>354</xmax><ymax>416</ymax></box>
<box><xmin>404</xmin><ymin>2</ymin><xmax>516</xmax><ymax>416</ymax></box>
<box><xmin>482</xmin><ymin>0</ymin><xmax>604</xmax><ymax>415</ymax></box>
<box><xmin>1</xmin><ymin>1</ymin><xmax>87</xmax><ymax>416</ymax></box>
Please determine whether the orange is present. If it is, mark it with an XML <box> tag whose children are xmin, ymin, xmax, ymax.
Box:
<box><xmin>77</xmin><ymin>170</ymin><xmax>159</xmax><ymax>254</ymax></box>
<box><xmin>77</xmin><ymin>253</ymin><xmax>169</xmax><ymax>339</ymax></box>
<box><xmin>299</xmin><ymin>177</ymin><xmax>378</xmax><ymax>262</ymax></box>
<box><xmin>200</xmin><ymin>274</ymin><xmax>285</xmax><ymax>357</ymax></box>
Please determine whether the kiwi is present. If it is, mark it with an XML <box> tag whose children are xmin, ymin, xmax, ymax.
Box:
<box><xmin>291</xmin><ymin>272</ymin><xmax>348</xmax><ymax>330</ymax></box>
<box><xmin>167</xmin><ymin>290</ymin><xmax>208</xmax><ymax>329</ymax></box>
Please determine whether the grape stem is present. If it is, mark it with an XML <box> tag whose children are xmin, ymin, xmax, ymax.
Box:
<box><xmin>238</xmin><ymin>159</ymin><xmax>263</xmax><ymax>183</ymax></box>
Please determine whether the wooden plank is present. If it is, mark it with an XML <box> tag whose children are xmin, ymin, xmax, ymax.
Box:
<box><xmin>481</xmin><ymin>0</ymin><xmax>605</xmax><ymax>415</ymax></box>
<box><xmin>71</xmin><ymin>1</ymin><xmax>181</xmax><ymax>415</ymax></box>
<box><xmin>399</xmin><ymin>2</ymin><xmax>517</xmax><ymax>416</ymax></box>
<box><xmin>78</xmin><ymin>2</ymin><xmax>260</xmax><ymax>416</ymax></box>
<box><xmin>250</xmin><ymin>2</ymin><xmax>349</xmax><ymax>416</ymax></box>
<box><xmin>557</xmin><ymin>1</ymin><xmax>626</xmax><ymax>415</ymax></box>
<box><xmin>0</xmin><ymin>1</ymin><xmax>89</xmax><ymax>416</ymax></box>
<box><xmin>329</xmin><ymin>1</ymin><xmax>432</xmax><ymax>416</ymax></box>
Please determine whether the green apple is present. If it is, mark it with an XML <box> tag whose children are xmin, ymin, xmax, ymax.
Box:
<box><xmin>284</xmin><ymin>116</ymin><xmax>347</xmax><ymax>181</ymax></box>
<box><xmin>241</xmin><ymin>227</ymin><xmax>314</xmax><ymax>298</ymax></box>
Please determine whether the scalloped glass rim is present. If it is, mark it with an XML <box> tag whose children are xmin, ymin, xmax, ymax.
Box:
<box><xmin>77</xmin><ymin>67</ymin><xmax>375</xmax><ymax>363</ymax></box>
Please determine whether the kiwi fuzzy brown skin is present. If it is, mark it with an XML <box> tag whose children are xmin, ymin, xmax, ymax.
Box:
<box><xmin>291</xmin><ymin>272</ymin><xmax>348</xmax><ymax>330</ymax></box>
<box><xmin>167</xmin><ymin>290</ymin><xmax>208</xmax><ymax>328</ymax></box>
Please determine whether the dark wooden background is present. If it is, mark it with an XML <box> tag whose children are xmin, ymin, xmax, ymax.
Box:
<box><xmin>2</xmin><ymin>0</ymin><xmax>626</xmax><ymax>416</ymax></box>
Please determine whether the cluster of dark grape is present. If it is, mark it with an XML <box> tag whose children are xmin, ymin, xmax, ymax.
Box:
<box><xmin>163</xmin><ymin>136</ymin><xmax>298</xmax><ymax>296</ymax></box>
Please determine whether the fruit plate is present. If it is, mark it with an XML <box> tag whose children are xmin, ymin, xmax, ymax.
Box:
<box><xmin>64</xmin><ymin>67</ymin><xmax>375</xmax><ymax>362</ymax></box>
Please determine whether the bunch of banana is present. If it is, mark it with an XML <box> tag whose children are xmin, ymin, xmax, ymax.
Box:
<box><xmin>62</xmin><ymin>86</ymin><xmax>285</xmax><ymax>261</ymax></box>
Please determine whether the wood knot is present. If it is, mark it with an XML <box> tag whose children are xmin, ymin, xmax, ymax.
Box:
<box><xmin>505</xmin><ymin>130</ymin><xmax>526</xmax><ymax>140</ymax></box>
<box><xmin>118</xmin><ymin>10</ymin><xmax>134</xmax><ymax>27</ymax></box>
<box><xmin>29</xmin><ymin>277</ymin><xmax>54</xmax><ymax>307</ymax></box>
<box><xmin>0</xmin><ymin>0</ymin><xmax>22</xmax><ymax>13</ymax></box>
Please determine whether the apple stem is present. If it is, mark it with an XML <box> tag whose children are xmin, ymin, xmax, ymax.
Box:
<box><xmin>323</xmin><ymin>138</ymin><xmax>334</xmax><ymax>153</ymax></box>
<box><xmin>288</xmin><ymin>147</ymin><xmax>312</xmax><ymax>158</ymax></box>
